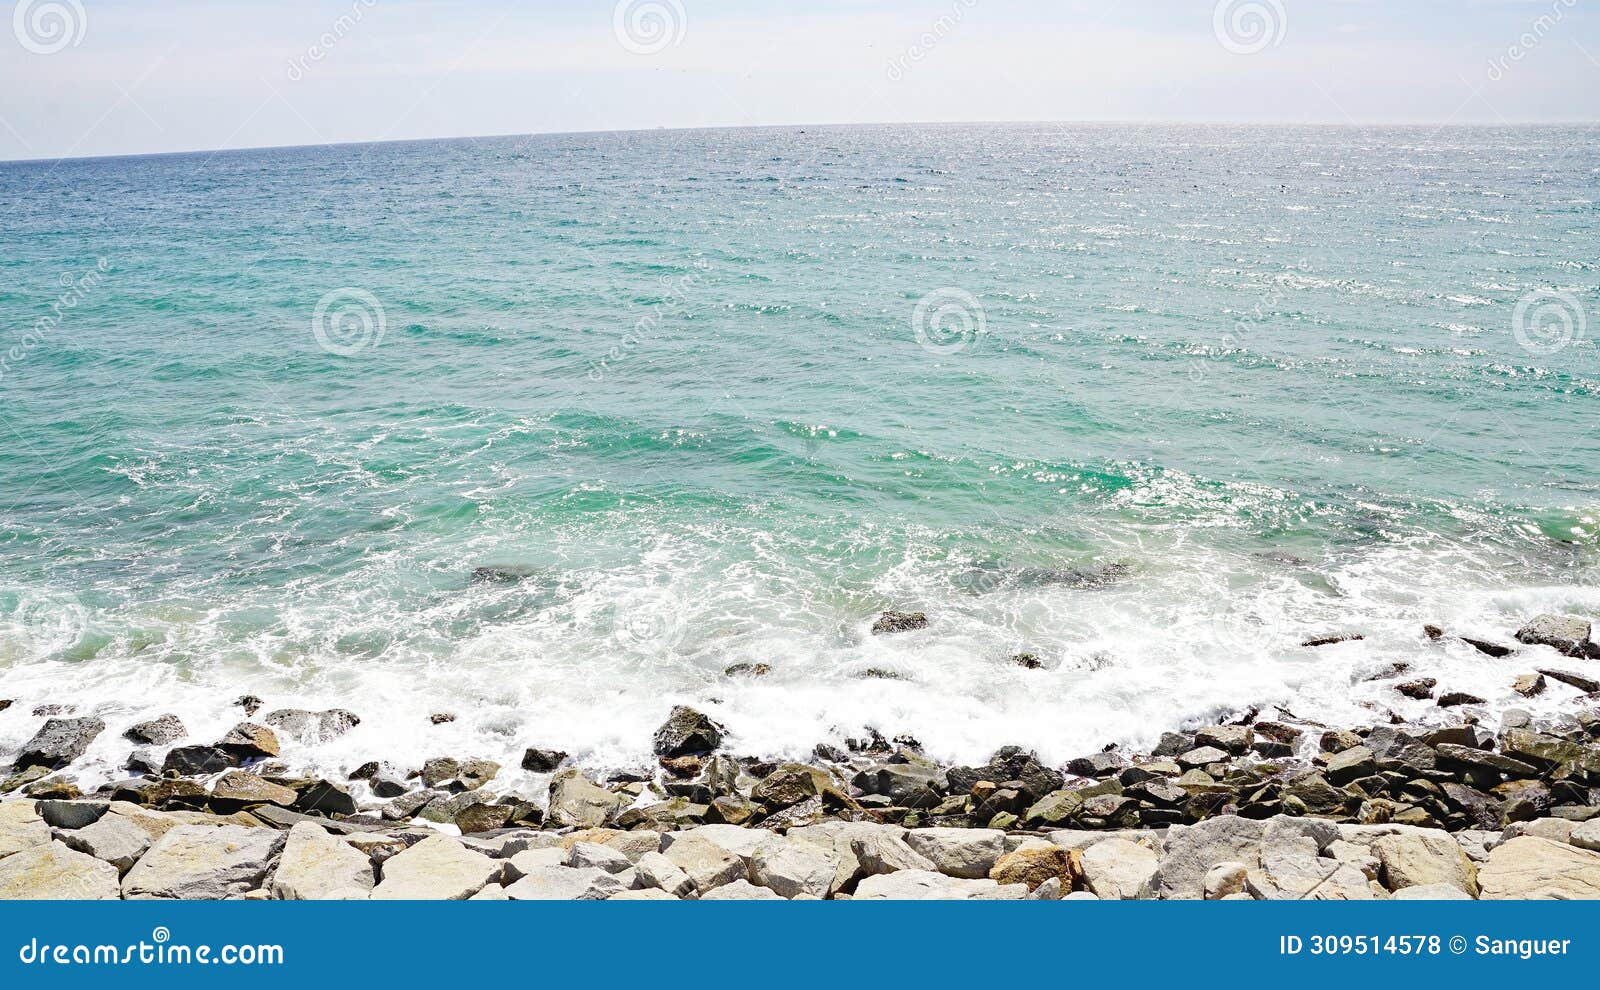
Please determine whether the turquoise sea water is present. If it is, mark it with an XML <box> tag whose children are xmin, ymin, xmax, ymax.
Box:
<box><xmin>1</xmin><ymin>124</ymin><xmax>1597</xmax><ymax>784</ymax></box>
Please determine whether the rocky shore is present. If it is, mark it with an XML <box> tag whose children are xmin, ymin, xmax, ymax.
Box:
<box><xmin>2</xmin><ymin>612</ymin><xmax>1599</xmax><ymax>900</ymax></box>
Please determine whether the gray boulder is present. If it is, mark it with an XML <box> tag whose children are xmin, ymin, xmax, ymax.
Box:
<box><xmin>1155</xmin><ymin>815</ymin><xmax>1267</xmax><ymax>899</ymax></box>
<box><xmin>124</xmin><ymin>714</ymin><xmax>186</xmax><ymax>746</ymax></box>
<box><xmin>546</xmin><ymin>770</ymin><xmax>626</xmax><ymax>828</ymax></box>
<box><xmin>270</xmin><ymin>822</ymin><xmax>375</xmax><ymax>900</ymax></box>
<box><xmin>16</xmin><ymin>718</ymin><xmax>105</xmax><ymax>770</ymax></box>
<box><xmin>904</xmin><ymin>828</ymin><xmax>1006</xmax><ymax>879</ymax></box>
<box><xmin>122</xmin><ymin>824</ymin><xmax>285</xmax><ymax>899</ymax></box>
<box><xmin>0</xmin><ymin>840</ymin><xmax>120</xmax><ymax>899</ymax></box>
<box><xmin>1079</xmin><ymin>837</ymin><xmax>1159</xmax><ymax>899</ymax></box>
<box><xmin>1514</xmin><ymin>614</ymin><xmax>1595</xmax><ymax>658</ymax></box>
<box><xmin>371</xmin><ymin>834</ymin><xmax>502</xmax><ymax>900</ymax></box>
<box><xmin>57</xmin><ymin>814</ymin><xmax>151</xmax><ymax>875</ymax></box>
<box><xmin>652</xmin><ymin>706</ymin><xmax>727</xmax><ymax>757</ymax></box>
<box><xmin>750</xmin><ymin>837</ymin><xmax>839</xmax><ymax>899</ymax></box>
<box><xmin>505</xmin><ymin>864</ymin><xmax>626</xmax><ymax>900</ymax></box>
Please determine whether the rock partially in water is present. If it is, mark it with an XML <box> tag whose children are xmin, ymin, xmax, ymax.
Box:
<box><xmin>124</xmin><ymin>714</ymin><xmax>186</xmax><ymax>747</ymax></box>
<box><xmin>1515</xmin><ymin>614</ymin><xmax>1596</xmax><ymax>659</ymax></box>
<box><xmin>217</xmin><ymin>722</ymin><xmax>280</xmax><ymax>759</ymax></box>
<box><xmin>16</xmin><ymin>717</ymin><xmax>105</xmax><ymax>770</ymax></box>
<box><xmin>470</xmin><ymin>565</ymin><xmax>537</xmax><ymax>585</ymax></box>
<box><xmin>723</xmin><ymin>662</ymin><xmax>772</xmax><ymax>678</ymax></box>
<box><xmin>870</xmin><ymin>610</ymin><xmax>928</xmax><ymax>635</ymax></box>
<box><xmin>521</xmin><ymin>748</ymin><xmax>569</xmax><ymax>773</ymax></box>
<box><xmin>163</xmin><ymin>746</ymin><xmax>240</xmax><ymax>776</ymax></box>
<box><xmin>262</xmin><ymin>709</ymin><xmax>360</xmax><ymax>744</ymax></box>
<box><xmin>1462</xmin><ymin>637</ymin><xmax>1514</xmax><ymax>658</ymax></box>
<box><xmin>652</xmin><ymin>706</ymin><xmax>726</xmax><ymax>757</ymax></box>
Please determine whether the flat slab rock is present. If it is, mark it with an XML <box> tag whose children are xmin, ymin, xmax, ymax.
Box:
<box><xmin>371</xmin><ymin>834</ymin><xmax>501</xmax><ymax>900</ymax></box>
<box><xmin>0</xmin><ymin>841</ymin><xmax>121</xmax><ymax>899</ymax></box>
<box><xmin>122</xmin><ymin>825</ymin><xmax>285</xmax><ymax>900</ymax></box>
<box><xmin>1477</xmin><ymin>836</ymin><xmax>1600</xmax><ymax>900</ymax></box>
<box><xmin>854</xmin><ymin>869</ymin><xmax>1028</xmax><ymax>900</ymax></box>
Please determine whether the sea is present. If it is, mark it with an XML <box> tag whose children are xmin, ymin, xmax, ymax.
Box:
<box><xmin>1</xmin><ymin>123</ymin><xmax>1597</xmax><ymax>789</ymax></box>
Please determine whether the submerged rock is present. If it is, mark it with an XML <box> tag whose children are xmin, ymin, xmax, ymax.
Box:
<box><xmin>870</xmin><ymin>610</ymin><xmax>928</xmax><ymax>635</ymax></box>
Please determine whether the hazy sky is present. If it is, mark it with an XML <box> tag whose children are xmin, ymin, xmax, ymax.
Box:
<box><xmin>1</xmin><ymin>0</ymin><xmax>1597</xmax><ymax>161</ymax></box>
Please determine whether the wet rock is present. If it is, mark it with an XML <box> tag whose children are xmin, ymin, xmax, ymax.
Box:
<box><xmin>429</xmin><ymin>713</ymin><xmax>455</xmax><ymax>725</ymax></box>
<box><xmin>947</xmin><ymin>747</ymin><xmax>1063</xmax><ymax>802</ymax></box>
<box><xmin>0</xmin><ymin>840</ymin><xmax>121</xmax><ymax>899</ymax></box>
<box><xmin>1303</xmin><ymin>634</ymin><xmax>1363</xmax><ymax>647</ymax></box>
<box><xmin>123</xmin><ymin>824</ymin><xmax>285</xmax><ymax>900</ymax></box>
<box><xmin>36</xmin><ymin>799</ymin><xmax>108</xmax><ymax>830</ymax></box>
<box><xmin>852</xmin><ymin>763</ymin><xmax>943</xmax><ymax>807</ymax></box>
<box><xmin>1540</xmin><ymin>668</ymin><xmax>1600</xmax><ymax>693</ymax></box>
<box><xmin>1462</xmin><ymin>637</ymin><xmax>1514</xmax><ymax>658</ymax></box>
<box><xmin>1396</xmin><ymin>678</ymin><xmax>1436</xmax><ymax>700</ymax></box>
<box><xmin>1080</xmin><ymin>837</ymin><xmax>1158</xmax><ymax>899</ymax></box>
<box><xmin>16</xmin><ymin>717</ymin><xmax>105</xmax><ymax>770</ymax></box>
<box><xmin>471</xmin><ymin>565</ymin><xmax>535</xmax><ymax>584</ymax></box>
<box><xmin>1437</xmin><ymin>692</ymin><xmax>1486</xmax><ymax>708</ymax></box>
<box><xmin>519</xmin><ymin>747</ymin><xmax>569</xmax><ymax>773</ymax></box>
<box><xmin>1010</xmin><ymin>653</ymin><xmax>1043</xmax><ymax>670</ymax></box>
<box><xmin>1514</xmin><ymin>614</ymin><xmax>1596</xmax><ymax>659</ymax></box>
<box><xmin>234</xmin><ymin>695</ymin><xmax>263</xmax><ymax>717</ymax></box>
<box><xmin>57</xmin><ymin>814</ymin><xmax>151</xmax><ymax>875</ymax></box>
<box><xmin>294</xmin><ymin>779</ymin><xmax>358</xmax><ymax>817</ymax></box>
<box><xmin>723</xmin><ymin>663</ymin><xmax>772</xmax><ymax>677</ymax></box>
<box><xmin>871</xmin><ymin>610</ymin><xmax>928</xmax><ymax>635</ymax></box>
<box><xmin>752</xmin><ymin>763</ymin><xmax>844</xmax><ymax>810</ymax></box>
<box><xmin>1195</xmin><ymin>725</ymin><xmax>1254</xmax><ymax>755</ymax></box>
<box><xmin>420</xmin><ymin>756</ymin><xmax>499</xmax><ymax>792</ymax></box>
<box><xmin>217</xmin><ymin>722</ymin><xmax>280</xmax><ymax>759</ymax></box>
<box><xmin>270</xmin><ymin>822</ymin><xmax>375</xmax><ymax>900</ymax></box>
<box><xmin>1423</xmin><ymin>624</ymin><xmax>1445</xmax><ymax>640</ymax></box>
<box><xmin>1512</xmin><ymin>673</ymin><xmax>1546</xmax><ymax>698</ymax></box>
<box><xmin>547</xmin><ymin>770</ymin><xmax>626</xmax><ymax>829</ymax></box>
<box><xmin>124</xmin><ymin>714</ymin><xmax>186</xmax><ymax>747</ymax></box>
<box><xmin>262</xmin><ymin>709</ymin><xmax>360</xmax><ymax>744</ymax></box>
<box><xmin>1434</xmin><ymin>744</ymin><xmax>1538</xmax><ymax>777</ymax></box>
<box><xmin>1320</xmin><ymin>729</ymin><xmax>1363</xmax><ymax>753</ymax></box>
<box><xmin>372</xmin><ymin>834</ymin><xmax>502</xmax><ymax>900</ymax></box>
<box><xmin>1477</xmin><ymin>836</ymin><xmax>1600</xmax><ymax>899</ymax></box>
<box><xmin>163</xmin><ymin>746</ymin><xmax>240</xmax><ymax>776</ymax></box>
<box><xmin>652</xmin><ymin>706</ymin><xmax>726</xmax><ymax>757</ymax></box>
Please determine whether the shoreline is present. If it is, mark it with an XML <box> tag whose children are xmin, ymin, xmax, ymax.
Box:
<box><xmin>1</xmin><ymin>612</ymin><xmax>1598</xmax><ymax>899</ymax></box>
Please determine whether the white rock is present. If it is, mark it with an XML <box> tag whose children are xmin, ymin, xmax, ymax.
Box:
<box><xmin>1079</xmin><ymin>837</ymin><xmax>1159</xmax><ymax>900</ymax></box>
<box><xmin>1046</xmin><ymin>829</ymin><xmax>1163</xmax><ymax>854</ymax></box>
<box><xmin>1393</xmin><ymin>882</ymin><xmax>1474</xmax><ymax>900</ymax></box>
<box><xmin>105</xmin><ymin>803</ymin><xmax>180</xmax><ymax>843</ymax></box>
<box><xmin>0</xmin><ymin>801</ymin><xmax>49</xmax><ymax>860</ymax></box>
<box><xmin>661</xmin><ymin>832</ymin><xmax>745</xmax><ymax>893</ymax></box>
<box><xmin>667</xmin><ymin>825</ymin><xmax>777</xmax><ymax>866</ymax></box>
<box><xmin>750</xmin><ymin>838</ymin><xmax>839</xmax><ymax>899</ymax></box>
<box><xmin>561</xmin><ymin>828</ymin><xmax>663</xmax><ymax>863</ymax></box>
<box><xmin>122</xmin><ymin>825</ymin><xmax>285</xmax><ymax>900</ymax></box>
<box><xmin>609</xmin><ymin>887</ymin><xmax>678</xmax><ymax>900</ymax></box>
<box><xmin>1373</xmin><ymin>830</ymin><xmax>1479</xmax><ymax>897</ymax></box>
<box><xmin>1478</xmin><ymin>836</ymin><xmax>1600</xmax><ymax>899</ymax></box>
<box><xmin>58</xmin><ymin>814</ymin><xmax>152</xmax><ymax>876</ymax></box>
<box><xmin>370</xmin><ymin>834</ymin><xmax>502</xmax><ymax>900</ymax></box>
<box><xmin>468</xmin><ymin>883</ymin><xmax>509</xmax><ymax>900</ymax></box>
<box><xmin>504</xmin><ymin>864</ymin><xmax>625</xmax><ymax>900</ymax></box>
<box><xmin>1027</xmin><ymin>877</ymin><xmax>1063</xmax><ymax>900</ymax></box>
<box><xmin>635</xmin><ymin>851</ymin><xmax>697</xmax><ymax>898</ymax></box>
<box><xmin>503</xmin><ymin>847</ymin><xmax>567</xmax><ymax>881</ymax></box>
<box><xmin>565</xmin><ymin>841</ymin><xmax>634</xmax><ymax>875</ymax></box>
<box><xmin>1064</xmin><ymin>890</ymin><xmax>1101</xmax><ymax>900</ymax></box>
<box><xmin>904</xmin><ymin>828</ymin><xmax>1006</xmax><ymax>879</ymax></box>
<box><xmin>699</xmin><ymin>879</ymin><xmax>784</xmax><ymax>900</ymax></box>
<box><xmin>0</xmin><ymin>841</ymin><xmax>120</xmax><ymax>899</ymax></box>
<box><xmin>270</xmin><ymin>822</ymin><xmax>375</xmax><ymax>900</ymax></box>
<box><xmin>1571</xmin><ymin>819</ymin><xmax>1600</xmax><ymax>853</ymax></box>
<box><xmin>850</xmin><ymin>831</ymin><xmax>937</xmax><ymax>877</ymax></box>
<box><xmin>1501</xmin><ymin>818</ymin><xmax>1575</xmax><ymax>845</ymax></box>
<box><xmin>854</xmin><ymin>869</ymin><xmax>1027</xmax><ymax>900</ymax></box>
<box><xmin>1204</xmin><ymin>862</ymin><xmax>1249</xmax><ymax>900</ymax></box>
